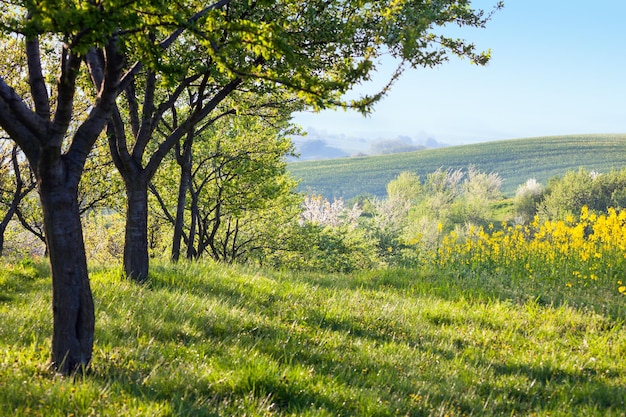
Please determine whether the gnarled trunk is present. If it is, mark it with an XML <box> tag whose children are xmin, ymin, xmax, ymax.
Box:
<box><xmin>38</xmin><ymin>160</ymin><xmax>94</xmax><ymax>374</ymax></box>
<box><xmin>124</xmin><ymin>179</ymin><xmax>149</xmax><ymax>282</ymax></box>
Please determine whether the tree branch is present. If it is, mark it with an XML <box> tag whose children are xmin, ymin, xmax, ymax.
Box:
<box><xmin>67</xmin><ymin>35</ymin><xmax>124</xmax><ymax>187</ymax></box>
<box><xmin>25</xmin><ymin>37</ymin><xmax>51</xmax><ymax>120</ymax></box>
<box><xmin>119</xmin><ymin>0</ymin><xmax>233</xmax><ymax>92</ymax></box>
<box><xmin>50</xmin><ymin>46</ymin><xmax>82</xmax><ymax>148</ymax></box>
<box><xmin>107</xmin><ymin>105</ymin><xmax>134</xmax><ymax>176</ymax></box>
<box><xmin>124</xmin><ymin>75</ymin><xmax>141</xmax><ymax>138</ymax></box>
<box><xmin>144</xmin><ymin>76</ymin><xmax>242</xmax><ymax>179</ymax></box>
<box><xmin>0</xmin><ymin>82</ymin><xmax>41</xmax><ymax>165</ymax></box>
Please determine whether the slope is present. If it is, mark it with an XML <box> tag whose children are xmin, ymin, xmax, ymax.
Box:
<box><xmin>288</xmin><ymin>134</ymin><xmax>626</xmax><ymax>199</ymax></box>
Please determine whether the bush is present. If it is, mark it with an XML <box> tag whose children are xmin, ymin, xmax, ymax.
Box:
<box><xmin>538</xmin><ymin>168</ymin><xmax>626</xmax><ymax>220</ymax></box>
<box><xmin>514</xmin><ymin>178</ymin><xmax>543</xmax><ymax>224</ymax></box>
<box><xmin>269</xmin><ymin>223</ymin><xmax>381</xmax><ymax>273</ymax></box>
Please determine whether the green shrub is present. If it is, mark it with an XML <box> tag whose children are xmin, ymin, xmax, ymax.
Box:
<box><xmin>269</xmin><ymin>223</ymin><xmax>381</xmax><ymax>273</ymax></box>
<box><xmin>539</xmin><ymin>168</ymin><xmax>626</xmax><ymax>220</ymax></box>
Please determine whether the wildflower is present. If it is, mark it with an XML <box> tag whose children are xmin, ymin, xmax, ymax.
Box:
<box><xmin>580</xmin><ymin>206</ymin><xmax>589</xmax><ymax>220</ymax></box>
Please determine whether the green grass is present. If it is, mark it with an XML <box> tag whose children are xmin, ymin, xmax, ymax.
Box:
<box><xmin>288</xmin><ymin>134</ymin><xmax>626</xmax><ymax>199</ymax></box>
<box><xmin>1</xmin><ymin>260</ymin><xmax>625</xmax><ymax>416</ymax></box>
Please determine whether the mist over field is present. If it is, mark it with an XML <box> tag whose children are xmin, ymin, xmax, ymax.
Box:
<box><xmin>290</xmin><ymin>128</ymin><xmax>448</xmax><ymax>161</ymax></box>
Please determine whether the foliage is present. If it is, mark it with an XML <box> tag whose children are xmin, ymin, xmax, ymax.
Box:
<box><xmin>270</xmin><ymin>222</ymin><xmax>381</xmax><ymax>273</ymax></box>
<box><xmin>397</xmin><ymin>166</ymin><xmax>502</xmax><ymax>252</ymax></box>
<box><xmin>150</xmin><ymin>109</ymin><xmax>300</xmax><ymax>264</ymax></box>
<box><xmin>82</xmin><ymin>211</ymin><xmax>125</xmax><ymax>267</ymax></box>
<box><xmin>300</xmin><ymin>195</ymin><xmax>362</xmax><ymax>227</ymax></box>
<box><xmin>0</xmin><ymin>0</ymin><xmax>503</xmax><ymax>372</ymax></box>
<box><xmin>1</xmin><ymin>259</ymin><xmax>624</xmax><ymax>416</ymax></box>
<box><xmin>288</xmin><ymin>134</ymin><xmax>626</xmax><ymax>200</ymax></box>
<box><xmin>99</xmin><ymin>0</ymin><xmax>502</xmax><ymax>282</ymax></box>
<box><xmin>360</xmin><ymin>173</ymin><xmax>419</xmax><ymax>265</ymax></box>
<box><xmin>274</xmin><ymin>195</ymin><xmax>379</xmax><ymax>273</ymax></box>
<box><xmin>514</xmin><ymin>178</ymin><xmax>543</xmax><ymax>224</ymax></box>
<box><xmin>1</xmin><ymin>221</ymin><xmax>45</xmax><ymax>258</ymax></box>
<box><xmin>539</xmin><ymin>167</ymin><xmax>626</xmax><ymax>220</ymax></box>
<box><xmin>385</xmin><ymin>171</ymin><xmax>422</xmax><ymax>203</ymax></box>
<box><xmin>369</xmin><ymin>138</ymin><xmax>424</xmax><ymax>155</ymax></box>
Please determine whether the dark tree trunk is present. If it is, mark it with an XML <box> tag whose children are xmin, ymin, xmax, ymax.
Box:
<box><xmin>187</xmin><ymin>184</ymin><xmax>199</xmax><ymax>259</ymax></box>
<box><xmin>38</xmin><ymin>159</ymin><xmax>94</xmax><ymax>374</ymax></box>
<box><xmin>124</xmin><ymin>178</ymin><xmax>149</xmax><ymax>282</ymax></box>
<box><xmin>172</xmin><ymin>136</ymin><xmax>193</xmax><ymax>261</ymax></box>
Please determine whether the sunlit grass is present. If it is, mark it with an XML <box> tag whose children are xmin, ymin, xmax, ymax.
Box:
<box><xmin>1</xmin><ymin>258</ymin><xmax>624</xmax><ymax>416</ymax></box>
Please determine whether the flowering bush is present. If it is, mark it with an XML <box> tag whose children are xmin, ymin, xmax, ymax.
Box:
<box><xmin>423</xmin><ymin>206</ymin><xmax>626</xmax><ymax>297</ymax></box>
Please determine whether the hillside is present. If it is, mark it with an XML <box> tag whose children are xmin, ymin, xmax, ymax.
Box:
<box><xmin>288</xmin><ymin>134</ymin><xmax>626</xmax><ymax>199</ymax></box>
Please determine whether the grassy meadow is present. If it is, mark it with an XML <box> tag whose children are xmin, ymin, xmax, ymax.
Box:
<box><xmin>288</xmin><ymin>134</ymin><xmax>626</xmax><ymax>199</ymax></box>
<box><xmin>1</xmin><ymin>254</ymin><xmax>624</xmax><ymax>416</ymax></box>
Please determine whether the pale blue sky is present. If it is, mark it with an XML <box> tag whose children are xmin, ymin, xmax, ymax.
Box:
<box><xmin>293</xmin><ymin>0</ymin><xmax>626</xmax><ymax>146</ymax></box>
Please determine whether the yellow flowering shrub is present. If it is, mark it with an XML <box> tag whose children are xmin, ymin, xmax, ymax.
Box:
<box><xmin>424</xmin><ymin>206</ymin><xmax>626</xmax><ymax>296</ymax></box>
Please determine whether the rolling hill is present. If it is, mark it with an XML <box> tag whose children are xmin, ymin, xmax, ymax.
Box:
<box><xmin>287</xmin><ymin>134</ymin><xmax>626</xmax><ymax>199</ymax></box>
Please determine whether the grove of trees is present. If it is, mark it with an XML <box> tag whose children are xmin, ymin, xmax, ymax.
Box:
<box><xmin>0</xmin><ymin>0</ymin><xmax>502</xmax><ymax>374</ymax></box>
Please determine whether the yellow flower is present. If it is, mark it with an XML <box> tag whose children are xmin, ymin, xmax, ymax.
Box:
<box><xmin>619</xmin><ymin>286</ymin><xmax>626</xmax><ymax>294</ymax></box>
<box><xmin>580</xmin><ymin>205</ymin><xmax>589</xmax><ymax>220</ymax></box>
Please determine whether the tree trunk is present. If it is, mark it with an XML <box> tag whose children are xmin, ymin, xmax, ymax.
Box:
<box><xmin>187</xmin><ymin>185</ymin><xmax>199</xmax><ymax>259</ymax></box>
<box><xmin>124</xmin><ymin>178</ymin><xmax>149</xmax><ymax>282</ymax></box>
<box><xmin>38</xmin><ymin>160</ymin><xmax>94</xmax><ymax>375</ymax></box>
<box><xmin>172</xmin><ymin>137</ymin><xmax>193</xmax><ymax>261</ymax></box>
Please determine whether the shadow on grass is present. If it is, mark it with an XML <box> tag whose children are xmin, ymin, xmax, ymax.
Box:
<box><xmin>5</xmin><ymin>260</ymin><xmax>620</xmax><ymax>415</ymax></box>
<box><xmin>477</xmin><ymin>362</ymin><xmax>626</xmax><ymax>414</ymax></box>
<box><xmin>81</xmin><ymin>264</ymin><xmax>626</xmax><ymax>416</ymax></box>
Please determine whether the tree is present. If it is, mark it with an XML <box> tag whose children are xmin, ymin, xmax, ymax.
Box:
<box><xmin>0</xmin><ymin>9</ymin><xmax>125</xmax><ymax>374</ymax></box>
<box><xmin>451</xmin><ymin>165</ymin><xmax>502</xmax><ymax>226</ymax></box>
<box><xmin>538</xmin><ymin>168</ymin><xmax>626</xmax><ymax>220</ymax></box>
<box><xmin>0</xmin><ymin>0</ymin><xmax>209</xmax><ymax>374</ymax></box>
<box><xmin>107</xmin><ymin>0</ymin><xmax>503</xmax><ymax>281</ymax></box>
<box><xmin>275</xmin><ymin>194</ymin><xmax>378</xmax><ymax>273</ymax></box>
<box><xmin>367</xmin><ymin>172</ymin><xmax>421</xmax><ymax>262</ymax></box>
<box><xmin>150</xmin><ymin>101</ymin><xmax>300</xmax><ymax>263</ymax></box>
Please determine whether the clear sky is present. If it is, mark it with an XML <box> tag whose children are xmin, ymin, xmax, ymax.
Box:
<box><xmin>292</xmin><ymin>0</ymin><xmax>626</xmax><ymax>146</ymax></box>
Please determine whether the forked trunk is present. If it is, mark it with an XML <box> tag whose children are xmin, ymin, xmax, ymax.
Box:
<box><xmin>124</xmin><ymin>180</ymin><xmax>149</xmax><ymax>282</ymax></box>
<box><xmin>38</xmin><ymin>163</ymin><xmax>94</xmax><ymax>375</ymax></box>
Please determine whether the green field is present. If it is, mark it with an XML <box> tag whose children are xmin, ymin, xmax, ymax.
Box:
<box><xmin>1</xmin><ymin>260</ymin><xmax>624</xmax><ymax>416</ymax></box>
<box><xmin>288</xmin><ymin>134</ymin><xmax>626</xmax><ymax>199</ymax></box>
